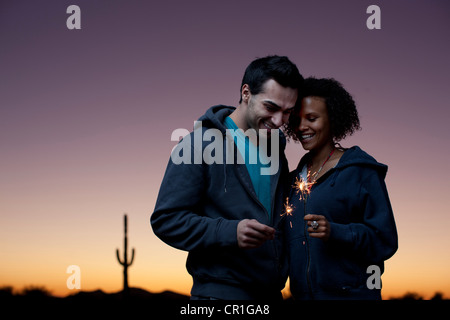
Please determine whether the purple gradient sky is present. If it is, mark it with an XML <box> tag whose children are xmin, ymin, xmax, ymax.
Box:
<box><xmin>1</xmin><ymin>0</ymin><xmax>450</xmax><ymax>298</ymax></box>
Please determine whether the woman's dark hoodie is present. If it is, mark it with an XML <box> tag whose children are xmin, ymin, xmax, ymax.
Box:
<box><xmin>286</xmin><ymin>146</ymin><xmax>398</xmax><ymax>300</ymax></box>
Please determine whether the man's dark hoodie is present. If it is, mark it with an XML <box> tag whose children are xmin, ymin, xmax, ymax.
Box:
<box><xmin>151</xmin><ymin>105</ymin><xmax>289</xmax><ymax>300</ymax></box>
<box><xmin>286</xmin><ymin>146</ymin><xmax>398</xmax><ymax>300</ymax></box>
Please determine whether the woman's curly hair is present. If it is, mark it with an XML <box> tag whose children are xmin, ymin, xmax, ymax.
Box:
<box><xmin>285</xmin><ymin>77</ymin><xmax>361</xmax><ymax>143</ymax></box>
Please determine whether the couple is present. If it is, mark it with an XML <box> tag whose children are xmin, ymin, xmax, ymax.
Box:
<box><xmin>151</xmin><ymin>55</ymin><xmax>398</xmax><ymax>300</ymax></box>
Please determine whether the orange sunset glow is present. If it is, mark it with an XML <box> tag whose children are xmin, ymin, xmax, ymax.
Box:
<box><xmin>1</xmin><ymin>0</ymin><xmax>450</xmax><ymax>301</ymax></box>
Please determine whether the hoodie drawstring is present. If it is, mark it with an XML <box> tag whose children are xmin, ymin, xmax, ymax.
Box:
<box><xmin>223</xmin><ymin>163</ymin><xmax>227</xmax><ymax>192</ymax></box>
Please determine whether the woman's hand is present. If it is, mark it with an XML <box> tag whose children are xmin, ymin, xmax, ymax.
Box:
<box><xmin>304</xmin><ymin>214</ymin><xmax>330</xmax><ymax>241</ymax></box>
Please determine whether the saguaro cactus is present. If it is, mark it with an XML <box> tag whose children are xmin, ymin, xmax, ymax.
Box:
<box><xmin>116</xmin><ymin>214</ymin><xmax>135</xmax><ymax>295</ymax></box>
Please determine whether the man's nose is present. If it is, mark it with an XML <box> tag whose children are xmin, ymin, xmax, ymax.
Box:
<box><xmin>272</xmin><ymin>112</ymin><xmax>284</xmax><ymax>128</ymax></box>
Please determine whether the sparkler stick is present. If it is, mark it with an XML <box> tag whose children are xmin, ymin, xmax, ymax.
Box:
<box><xmin>296</xmin><ymin>172</ymin><xmax>314</xmax><ymax>232</ymax></box>
<box><xmin>295</xmin><ymin>171</ymin><xmax>316</xmax><ymax>222</ymax></box>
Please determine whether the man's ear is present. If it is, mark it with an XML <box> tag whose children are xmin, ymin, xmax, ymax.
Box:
<box><xmin>241</xmin><ymin>84</ymin><xmax>251</xmax><ymax>104</ymax></box>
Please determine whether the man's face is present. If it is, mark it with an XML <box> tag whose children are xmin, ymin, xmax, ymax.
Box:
<box><xmin>242</xmin><ymin>79</ymin><xmax>298</xmax><ymax>137</ymax></box>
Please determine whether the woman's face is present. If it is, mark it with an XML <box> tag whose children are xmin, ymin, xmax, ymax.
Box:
<box><xmin>295</xmin><ymin>96</ymin><xmax>333</xmax><ymax>151</ymax></box>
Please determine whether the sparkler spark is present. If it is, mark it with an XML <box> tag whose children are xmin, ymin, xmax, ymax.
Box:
<box><xmin>282</xmin><ymin>197</ymin><xmax>295</xmax><ymax>228</ymax></box>
<box><xmin>282</xmin><ymin>197</ymin><xmax>294</xmax><ymax>217</ymax></box>
<box><xmin>292</xmin><ymin>171</ymin><xmax>315</xmax><ymax>201</ymax></box>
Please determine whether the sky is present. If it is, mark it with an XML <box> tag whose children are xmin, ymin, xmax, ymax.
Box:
<box><xmin>1</xmin><ymin>0</ymin><xmax>450</xmax><ymax>299</ymax></box>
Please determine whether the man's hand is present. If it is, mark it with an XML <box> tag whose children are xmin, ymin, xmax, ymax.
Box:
<box><xmin>237</xmin><ymin>219</ymin><xmax>275</xmax><ymax>249</ymax></box>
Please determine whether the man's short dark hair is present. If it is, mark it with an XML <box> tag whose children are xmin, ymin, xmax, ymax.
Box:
<box><xmin>239</xmin><ymin>55</ymin><xmax>304</xmax><ymax>103</ymax></box>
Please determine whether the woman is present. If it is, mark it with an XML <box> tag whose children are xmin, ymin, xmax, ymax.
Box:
<box><xmin>284</xmin><ymin>77</ymin><xmax>398</xmax><ymax>300</ymax></box>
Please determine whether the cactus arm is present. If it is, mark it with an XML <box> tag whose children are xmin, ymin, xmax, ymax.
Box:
<box><xmin>129</xmin><ymin>248</ymin><xmax>135</xmax><ymax>265</ymax></box>
<box><xmin>116</xmin><ymin>248</ymin><xmax>124</xmax><ymax>265</ymax></box>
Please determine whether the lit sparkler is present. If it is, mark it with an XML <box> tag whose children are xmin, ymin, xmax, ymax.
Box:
<box><xmin>292</xmin><ymin>171</ymin><xmax>315</xmax><ymax>201</ymax></box>
<box><xmin>282</xmin><ymin>171</ymin><xmax>317</xmax><ymax>228</ymax></box>
<box><xmin>294</xmin><ymin>171</ymin><xmax>316</xmax><ymax>220</ymax></box>
<box><xmin>282</xmin><ymin>197</ymin><xmax>295</xmax><ymax>228</ymax></box>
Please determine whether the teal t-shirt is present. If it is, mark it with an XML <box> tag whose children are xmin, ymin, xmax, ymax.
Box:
<box><xmin>224</xmin><ymin>116</ymin><xmax>272</xmax><ymax>220</ymax></box>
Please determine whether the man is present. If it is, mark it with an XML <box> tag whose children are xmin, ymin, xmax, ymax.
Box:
<box><xmin>151</xmin><ymin>56</ymin><xmax>303</xmax><ymax>300</ymax></box>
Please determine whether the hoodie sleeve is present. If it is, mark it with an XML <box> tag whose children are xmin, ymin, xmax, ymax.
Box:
<box><xmin>151</xmin><ymin>142</ymin><xmax>240</xmax><ymax>251</ymax></box>
<box><xmin>329</xmin><ymin>169</ymin><xmax>398</xmax><ymax>263</ymax></box>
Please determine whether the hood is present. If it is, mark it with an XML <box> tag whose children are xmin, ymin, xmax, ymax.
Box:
<box><xmin>296</xmin><ymin>146</ymin><xmax>388</xmax><ymax>182</ymax></box>
<box><xmin>197</xmin><ymin>105</ymin><xmax>236</xmax><ymax>133</ymax></box>
<box><xmin>335</xmin><ymin>146</ymin><xmax>388</xmax><ymax>178</ymax></box>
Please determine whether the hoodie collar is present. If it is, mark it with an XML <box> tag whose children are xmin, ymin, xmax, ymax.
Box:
<box><xmin>295</xmin><ymin>146</ymin><xmax>388</xmax><ymax>180</ymax></box>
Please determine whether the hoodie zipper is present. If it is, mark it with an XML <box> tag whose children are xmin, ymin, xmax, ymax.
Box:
<box><xmin>303</xmin><ymin>198</ymin><xmax>314</xmax><ymax>298</ymax></box>
<box><xmin>302</xmin><ymin>171</ymin><xmax>337</xmax><ymax>299</ymax></box>
<box><xmin>233</xmin><ymin>163</ymin><xmax>283</xmax><ymax>279</ymax></box>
